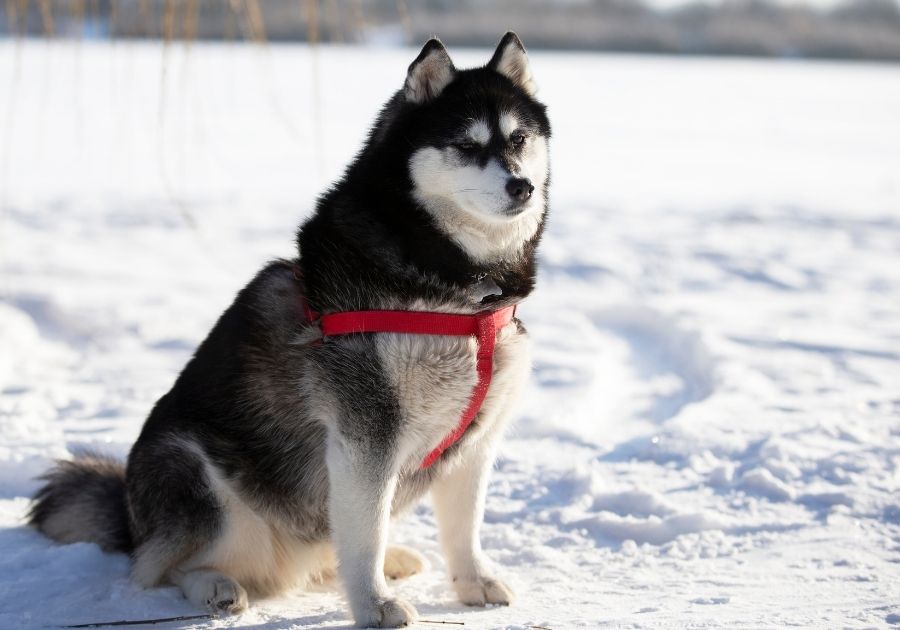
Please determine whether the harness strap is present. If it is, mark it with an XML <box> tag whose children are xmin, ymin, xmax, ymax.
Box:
<box><xmin>419</xmin><ymin>308</ymin><xmax>506</xmax><ymax>468</ymax></box>
<box><xmin>299</xmin><ymin>274</ymin><xmax>515</xmax><ymax>469</ymax></box>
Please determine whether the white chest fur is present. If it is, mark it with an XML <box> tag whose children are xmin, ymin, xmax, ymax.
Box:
<box><xmin>375</xmin><ymin>320</ymin><xmax>531</xmax><ymax>469</ymax></box>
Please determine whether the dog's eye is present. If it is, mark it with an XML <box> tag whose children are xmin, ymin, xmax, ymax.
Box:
<box><xmin>511</xmin><ymin>133</ymin><xmax>526</xmax><ymax>146</ymax></box>
<box><xmin>455</xmin><ymin>141</ymin><xmax>479</xmax><ymax>152</ymax></box>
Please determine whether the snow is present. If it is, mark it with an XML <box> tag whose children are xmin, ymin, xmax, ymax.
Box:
<box><xmin>2</xmin><ymin>40</ymin><xmax>900</xmax><ymax>628</ymax></box>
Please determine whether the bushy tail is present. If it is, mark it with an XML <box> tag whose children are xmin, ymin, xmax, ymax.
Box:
<box><xmin>29</xmin><ymin>453</ymin><xmax>133</xmax><ymax>553</ymax></box>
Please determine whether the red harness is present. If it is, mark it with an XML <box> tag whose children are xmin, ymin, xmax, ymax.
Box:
<box><xmin>298</xmin><ymin>274</ymin><xmax>516</xmax><ymax>469</ymax></box>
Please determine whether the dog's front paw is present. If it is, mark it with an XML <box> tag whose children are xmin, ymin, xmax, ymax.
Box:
<box><xmin>354</xmin><ymin>596</ymin><xmax>418</xmax><ymax>628</ymax></box>
<box><xmin>453</xmin><ymin>575</ymin><xmax>514</xmax><ymax>607</ymax></box>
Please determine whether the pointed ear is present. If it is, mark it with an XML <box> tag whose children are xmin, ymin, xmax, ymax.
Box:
<box><xmin>488</xmin><ymin>32</ymin><xmax>537</xmax><ymax>96</ymax></box>
<box><xmin>405</xmin><ymin>38</ymin><xmax>456</xmax><ymax>104</ymax></box>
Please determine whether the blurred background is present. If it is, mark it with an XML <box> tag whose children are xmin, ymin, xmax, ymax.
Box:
<box><xmin>1</xmin><ymin>2</ymin><xmax>899</xmax><ymax>629</ymax></box>
<box><xmin>3</xmin><ymin>0</ymin><xmax>900</xmax><ymax>60</ymax></box>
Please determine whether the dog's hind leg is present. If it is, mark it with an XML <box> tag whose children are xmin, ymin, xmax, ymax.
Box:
<box><xmin>312</xmin><ymin>544</ymin><xmax>425</xmax><ymax>584</ymax></box>
<box><xmin>127</xmin><ymin>434</ymin><xmax>252</xmax><ymax>616</ymax></box>
<box><xmin>169</xmin><ymin>568</ymin><xmax>249</xmax><ymax>614</ymax></box>
<box><xmin>383</xmin><ymin>545</ymin><xmax>427</xmax><ymax>581</ymax></box>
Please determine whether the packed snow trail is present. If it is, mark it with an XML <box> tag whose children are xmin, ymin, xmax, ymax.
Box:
<box><xmin>1</xmin><ymin>42</ymin><xmax>899</xmax><ymax>628</ymax></box>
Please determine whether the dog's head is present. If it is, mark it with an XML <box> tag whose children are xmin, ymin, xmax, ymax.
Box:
<box><xmin>382</xmin><ymin>33</ymin><xmax>551</xmax><ymax>263</ymax></box>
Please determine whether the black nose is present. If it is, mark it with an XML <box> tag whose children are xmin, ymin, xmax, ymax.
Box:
<box><xmin>505</xmin><ymin>177</ymin><xmax>534</xmax><ymax>202</ymax></box>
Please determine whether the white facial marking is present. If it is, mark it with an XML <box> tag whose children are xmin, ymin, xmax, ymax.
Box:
<box><xmin>410</xmin><ymin>148</ymin><xmax>510</xmax><ymax>223</ymax></box>
<box><xmin>499</xmin><ymin>113</ymin><xmax>519</xmax><ymax>138</ymax></box>
<box><xmin>468</xmin><ymin>120</ymin><xmax>491</xmax><ymax>145</ymax></box>
<box><xmin>517</xmin><ymin>134</ymin><xmax>549</xmax><ymax>190</ymax></box>
<box><xmin>409</xmin><ymin>137</ymin><xmax>549</xmax><ymax>262</ymax></box>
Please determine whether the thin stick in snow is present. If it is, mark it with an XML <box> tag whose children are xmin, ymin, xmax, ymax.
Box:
<box><xmin>61</xmin><ymin>613</ymin><xmax>211</xmax><ymax>628</ymax></box>
<box><xmin>62</xmin><ymin>615</ymin><xmax>464</xmax><ymax>628</ymax></box>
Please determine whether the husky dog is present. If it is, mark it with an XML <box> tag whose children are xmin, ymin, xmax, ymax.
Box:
<box><xmin>30</xmin><ymin>32</ymin><xmax>550</xmax><ymax>628</ymax></box>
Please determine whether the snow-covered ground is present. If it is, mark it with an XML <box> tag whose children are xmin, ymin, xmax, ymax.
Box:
<box><xmin>1</xmin><ymin>41</ymin><xmax>899</xmax><ymax>629</ymax></box>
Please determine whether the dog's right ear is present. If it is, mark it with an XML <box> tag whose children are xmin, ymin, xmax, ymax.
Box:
<box><xmin>404</xmin><ymin>38</ymin><xmax>456</xmax><ymax>104</ymax></box>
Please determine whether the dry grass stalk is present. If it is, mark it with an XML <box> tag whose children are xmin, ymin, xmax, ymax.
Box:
<box><xmin>138</xmin><ymin>0</ymin><xmax>151</xmax><ymax>37</ymax></box>
<box><xmin>15</xmin><ymin>0</ymin><xmax>29</xmax><ymax>35</ymax></box>
<box><xmin>324</xmin><ymin>0</ymin><xmax>343</xmax><ymax>43</ymax></box>
<box><xmin>227</xmin><ymin>0</ymin><xmax>250</xmax><ymax>41</ymax></box>
<box><xmin>37</xmin><ymin>0</ymin><xmax>53</xmax><ymax>36</ymax></box>
<box><xmin>184</xmin><ymin>0</ymin><xmax>199</xmax><ymax>43</ymax></box>
<box><xmin>351</xmin><ymin>0</ymin><xmax>365</xmax><ymax>43</ymax></box>
<box><xmin>157</xmin><ymin>0</ymin><xmax>196</xmax><ymax>230</ymax></box>
<box><xmin>305</xmin><ymin>0</ymin><xmax>326</xmax><ymax>180</ymax></box>
<box><xmin>244</xmin><ymin>0</ymin><xmax>267</xmax><ymax>43</ymax></box>
<box><xmin>68</xmin><ymin>0</ymin><xmax>82</xmax><ymax>24</ymax></box>
<box><xmin>4</xmin><ymin>0</ymin><xmax>17</xmax><ymax>33</ymax></box>
<box><xmin>395</xmin><ymin>0</ymin><xmax>412</xmax><ymax>41</ymax></box>
<box><xmin>108</xmin><ymin>0</ymin><xmax>116</xmax><ymax>37</ymax></box>
<box><xmin>162</xmin><ymin>0</ymin><xmax>176</xmax><ymax>42</ymax></box>
<box><xmin>223</xmin><ymin>0</ymin><xmax>236</xmax><ymax>40</ymax></box>
<box><xmin>305</xmin><ymin>0</ymin><xmax>319</xmax><ymax>44</ymax></box>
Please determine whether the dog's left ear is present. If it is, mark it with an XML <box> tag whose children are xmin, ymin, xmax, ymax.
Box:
<box><xmin>488</xmin><ymin>32</ymin><xmax>537</xmax><ymax>96</ymax></box>
<box><xmin>405</xmin><ymin>38</ymin><xmax>456</xmax><ymax>104</ymax></box>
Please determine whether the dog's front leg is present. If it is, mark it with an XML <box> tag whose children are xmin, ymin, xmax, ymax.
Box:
<box><xmin>326</xmin><ymin>435</ymin><xmax>417</xmax><ymax>628</ymax></box>
<box><xmin>432</xmin><ymin>445</ymin><xmax>515</xmax><ymax>606</ymax></box>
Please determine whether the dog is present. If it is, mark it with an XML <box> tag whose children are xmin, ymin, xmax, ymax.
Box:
<box><xmin>29</xmin><ymin>32</ymin><xmax>551</xmax><ymax>628</ymax></box>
